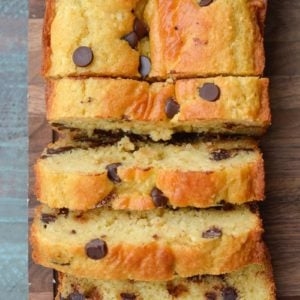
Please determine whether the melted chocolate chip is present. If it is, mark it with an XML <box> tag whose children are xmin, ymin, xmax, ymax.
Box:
<box><xmin>205</xmin><ymin>291</ymin><xmax>217</xmax><ymax>300</ymax></box>
<box><xmin>120</xmin><ymin>293</ymin><xmax>137</xmax><ymax>300</ymax></box>
<box><xmin>85</xmin><ymin>239</ymin><xmax>108</xmax><ymax>260</ymax></box>
<box><xmin>199</xmin><ymin>83</ymin><xmax>220</xmax><ymax>102</ymax></box>
<box><xmin>139</xmin><ymin>55</ymin><xmax>151</xmax><ymax>78</ymax></box>
<box><xmin>150</xmin><ymin>187</ymin><xmax>168</xmax><ymax>207</ymax></box>
<box><xmin>210</xmin><ymin>149</ymin><xmax>232</xmax><ymax>161</ymax></box>
<box><xmin>58</xmin><ymin>208</ymin><xmax>69</xmax><ymax>217</ymax></box>
<box><xmin>72</xmin><ymin>46</ymin><xmax>93</xmax><ymax>67</ymax></box>
<box><xmin>165</xmin><ymin>98</ymin><xmax>180</xmax><ymax>119</ymax></box>
<box><xmin>67</xmin><ymin>292</ymin><xmax>85</xmax><ymax>300</ymax></box>
<box><xmin>134</xmin><ymin>18</ymin><xmax>148</xmax><ymax>39</ymax></box>
<box><xmin>222</xmin><ymin>287</ymin><xmax>238</xmax><ymax>300</ymax></box>
<box><xmin>41</xmin><ymin>214</ymin><xmax>56</xmax><ymax>224</ymax></box>
<box><xmin>199</xmin><ymin>0</ymin><xmax>214</xmax><ymax>7</ymax></box>
<box><xmin>46</xmin><ymin>146</ymin><xmax>75</xmax><ymax>155</ymax></box>
<box><xmin>202</xmin><ymin>226</ymin><xmax>222</xmax><ymax>239</ymax></box>
<box><xmin>106</xmin><ymin>163</ymin><xmax>122</xmax><ymax>183</ymax></box>
<box><xmin>122</xmin><ymin>31</ymin><xmax>138</xmax><ymax>49</ymax></box>
<box><xmin>167</xmin><ymin>283</ymin><xmax>188</xmax><ymax>297</ymax></box>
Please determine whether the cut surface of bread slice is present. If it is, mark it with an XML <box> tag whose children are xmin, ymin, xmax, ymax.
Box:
<box><xmin>56</xmin><ymin>262</ymin><xmax>275</xmax><ymax>300</ymax></box>
<box><xmin>31</xmin><ymin>205</ymin><xmax>265</xmax><ymax>281</ymax></box>
<box><xmin>43</xmin><ymin>0</ymin><xmax>266</xmax><ymax>79</ymax></box>
<box><xmin>35</xmin><ymin>137</ymin><xmax>265</xmax><ymax>211</ymax></box>
<box><xmin>47</xmin><ymin>77</ymin><xmax>270</xmax><ymax>141</ymax></box>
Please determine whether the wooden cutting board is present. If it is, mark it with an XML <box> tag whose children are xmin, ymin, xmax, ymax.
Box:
<box><xmin>28</xmin><ymin>1</ymin><xmax>300</xmax><ymax>299</ymax></box>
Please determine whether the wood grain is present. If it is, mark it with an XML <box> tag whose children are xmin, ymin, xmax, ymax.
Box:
<box><xmin>29</xmin><ymin>0</ymin><xmax>300</xmax><ymax>299</ymax></box>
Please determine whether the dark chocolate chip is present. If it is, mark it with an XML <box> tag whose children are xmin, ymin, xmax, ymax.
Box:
<box><xmin>205</xmin><ymin>291</ymin><xmax>217</xmax><ymax>300</ymax></box>
<box><xmin>120</xmin><ymin>293</ymin><xmax>137</xmax><ymax>300</ymax></box>
<box><xmin>202</xmin><ymin>226</ymin><xmax>222</xmax><ymax>239</ymax></box>
<box><xmin>167</xmin><ymin>283</ymin><xmax>188</xmax><ymax>297</ymax></box>
<box><xmin>150</xmin><ymin>187</ymin><xmax>168</xmax><ymax>207</ymax></box>
<box><xmin>139</xmin><ymin>55</ymin><xmax>151</xmax><ymax>78</ymax></box>
<box><xmin>222</xmin><ymin>287</ymin><xmax>238</xmax><ymax>300</ymax></box>
<box><xmin>41</xmin><ymin>213</ymin><xmax>56</xmax><ymax>224</ymax></box>
<box><xmin>67</xmin><ymin>292</ymin><xmax>85</xmax><ymax>300</ymax></box>
<box><xmin>199</xmin><ymin>83</ymin><xmax>220</xmax><ymax>102</ymax></box>
<box><xmin>85</xmin><ymin>239</ymin><xmax>108</xmax><ymax>260</ymax></box>
<box><xmin>58</xmin><ymin>208</ymin><xmax>69</xmax><ymax>217</ymax></box>
<box><xmin>71</xmin><ymin>230</ymin><xmax>77</xmax><ymax>234</ymax></box>
<box><xmin>46</xmin><ymin>146</ymin><xmax>75</xmax><ymax>155</ymax></box>
<box><xmin>106</xmin><ymin>163</ymin><xmax>122</xmax><ymax>183</ymax></box>
<box><xmin>122</xmin><ymin>31</ymin><xmax>138</xmax><ymax>49</ymax></box>
<box><xmin>134</xmin><ymin>18</ymin><xmax>148</xmax><ymax>39</ymax></box>
<box><xmin>165</xmin><ymin>98</ymin><xmax>180</xmax><ymax>119</ymax></box>
<box><xmin>199</xmin><ymin>0</ymin><xmax>214</xmax><ymax>7</ymax></box>
<box><xmin>210</xmin><ymin>149</ymin><xmax>231</xmax><ymax>161</ymax></box>
<box><xmin>72</xmin><ymin>46</ymin><xmax>93</xmax><ymax>67</ymax></box>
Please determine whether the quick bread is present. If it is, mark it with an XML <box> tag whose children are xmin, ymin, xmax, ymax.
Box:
<box><xmin>35</xmin><ymin>137</ymin><xmax>265</xmax><ymax>211</ymax></box>
<box><xmin>47</xmin><ymin>77</ymin><xmax>270</xmax><ymax>140</ymax></box>
<box><xmin>31</xmin><ymin>205</ymin><xmax>265</xmax><ymax>281</ymax></box>
<box><xmin>43</xmin><ymin>0</ymin><xmax>266</xmax><ymax>79</ymax></box>
<box><xmin>56</xmin><ymin>262</ymin><xmax>275</xmax><ymax>300</ymax></box>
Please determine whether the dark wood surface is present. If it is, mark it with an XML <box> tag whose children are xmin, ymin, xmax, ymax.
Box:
<box><xmin>29</xmin><ymin>1</ymin><xmax>300</xmax><ymax>299</ymax></box>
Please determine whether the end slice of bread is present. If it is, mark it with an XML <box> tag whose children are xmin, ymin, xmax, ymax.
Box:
<box><xmin>35</xmin><ymin>137</ymin><xmax>265</xmax><ymax>211</ymax></box>
<box><xmin>31</xmin><ymin>205</ymin><xmax>265</xmax><ymax>281</ymax></box>
<box><xmin>56</xmin><ymin>262</ymin><xmax>275</xmax><ymax>300</ymax></box>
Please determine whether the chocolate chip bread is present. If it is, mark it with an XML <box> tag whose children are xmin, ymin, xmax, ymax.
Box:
<box><xmin>47</xmin><ymin>77</ymin><xmax>270</xmax><ymax>140</ymax></box>
<box><xmin>31</xmin><ymin>204</ymin><xmax>265</xmax><ymax>281</ymax></box>
<box><xmin>43</xmin><ymin>0</ymin><xmax>266</xmax><ymax>79</ymax></box>
<box><xmin>35</xmin><ymin>137</ymin><xmax>264</xmax><ymax>211</ymax></box>
<box><xmin>56</xmin><ymin>262</ymin><xmax>275</xmax><ymax>300</ymax></box>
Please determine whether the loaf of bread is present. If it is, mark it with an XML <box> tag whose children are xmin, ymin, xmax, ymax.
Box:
<box><xmin>31</xmin><ymin>204</ymin><xmax>265</xmax><ymax>281</ymax></box>
<box><xmin>47</xmin><ymin>77</ymin><xmax>270</xmax><ymax>140</ymax></box>
<box><xmin>35</xmin><ymin>137</ymin><xmax>264</xmax><ymax>211</ymax></box>
<box><xmin>56</xmin><ymin>262</ymin><xmax>275</xmax><ymax>300</ymax></box>
<box><xmin>43</xmin><ymin>0</ymin><xmax>266</xmax><ymax>79</ymax></box>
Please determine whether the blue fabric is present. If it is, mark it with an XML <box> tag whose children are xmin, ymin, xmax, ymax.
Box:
<box><xmin>0</xmin><ymin>1</ymin><xmax>28</xmax><ymax>298</ymax></box>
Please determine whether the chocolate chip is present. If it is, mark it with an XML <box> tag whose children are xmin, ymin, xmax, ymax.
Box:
<box><xmin>139</xmin><ymin>55</ymin><xmax>151</xmax><ymax>78</ymax></box>
<box><xmin>167</xmin><ymin>283</ymin><xmax>188</xmax><ymax>297</ymax></box>
<box><xmin>205</xmin><ymin>292</ymin><xmax>217</xmax><ymax>300</ymax></box>
<box><xmin>150</xmin><ymin>187</ymin><xmax>168</xmax><ymax>207</ymax></box>
<box><xmin>120</xmin><ymin>293</ymin><xmax>137</xmax><ymax>300</ymax></box>
<box><xmin>210</xmin><ymin>149</ymin><xmax>231</xmax><ymax>161</ymax></box>
<box><xmin>106</xmin><ymin>163</ymin><xmax>122</xmax><ymax>183</ymax></box>
<box><xmin>41</xmin><ymin>214</ymin><xmax>56</xmax><ymax>224</ymax></box>
<box><xmin>165</xmin><ymin>98</ymin><xmax>180</xmax><ymax>118</ymax></box>
<box><xmin>67</xmin><ymin>292</ymin><xmax>85</xmax><ymax>300</ymax></box>
<box><xmin>46</xmin><ymin>146</ymin><xmax>75</xmax><ymax>155</ymax></box>
<box><xmin>134</xmin><ymin>18</ymin><xmax>148</xmax><ymax>39</ymax></box>
<box><xmin>73</xmin><ymin>46</ymin><xmax>93</xmax><ymax>67</ymax></box>
<box><xmin>199</xmin><ymin>0</ymin><xmax>214</xmax><ymax>7</ymax></box>
<box><xmin>122</xmin><ymin>31</ymin><xmax>138</xmax><ymax>49</ymax></box>
<box><xmin>71</xmin><ymin>230</ymin><xmax>77</xmax><ymax>234</ymax></box>
<box><xmin>199</xmin><ymin>83</ymin><xmax>220</xmax><ymax>102</ymax></box>
<box><xmin>202</xmin><ymin>226</ymin><xmax>222</xmax><ymax>239</ymax></box>
<box><xmin>222</xmin><ymin>287</ymin><xmax>238</xmax><ymax>300</ymax></box>
<box><xmin>58</xmin><ymin>208</ymin><xmax>69</xmax><ymax>217</ymax></box>
<box><xmin>96</xmin><ymin>192</ymin><xmax>116</xmax><ymax>208</ymax></box>
<box><xmin>85</xmin><ymin>239</ymin><xmax>108</xmax><ymax>260</ymax></box>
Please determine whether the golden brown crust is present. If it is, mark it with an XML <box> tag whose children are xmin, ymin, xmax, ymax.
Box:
<box><xmin>146</xmin><ymin>0</ymin><xmax>267</xmax><ymax>78</ymax></box>
<box><xmin>46</xmin><ymin>77</ymin><xmax>270</xmax><ymax>138</ymax></box>
<box><xmin>30</xmin><ymin>207</ymin><xmax>265</xmax><ymax>281</ymax></box>
<box><xmin>42</xmin><ymin>0</ymin><xmax>55</xmax><ymax>77</ymax></box>
<box><xmin>35</xmin><ymin>152</ymin><xmax>265</xmax><ymax>211</ymax></box>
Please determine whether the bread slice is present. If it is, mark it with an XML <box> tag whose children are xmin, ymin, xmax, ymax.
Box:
<box><xmin>35</xmin><ymin>137</ymin><xmax>265</xmax><ymax>211</ymax></box>
<box><xmin>56</xmin><ymin>263</ymin><xmax>275</xmax><ymax>300</ymax></box>
<box><xmin>31</xmin><ymin>205</ymin><xmax>265</xmax><ymax>281</ymax></box>
<box><xmin>47</xmin><ymin>77</ymin><xmax>270</xmax><ymax>141</ymax></box>
<box><xmin>43</xmin><ymin>0</ymin><xmax>266</xmax><ymax>79</ymax></box>
<box><xmin>146</xmin><ymin>0</ymin><xmax>267</xmax><ymax>78</ymax></box>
